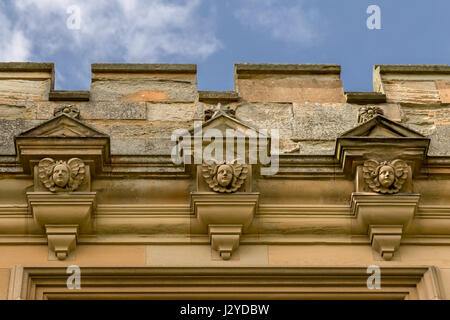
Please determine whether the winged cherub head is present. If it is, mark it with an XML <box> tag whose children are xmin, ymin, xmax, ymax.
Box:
<box><xmin>363</xmin><ymin>159</ymin><xmax>408</xmax><ymax>194</ymax></box>
<box><xmin>38</xmin><ymin>158</ymin><xmax>86</xmax><ymax>192</ymax></box>
<box><xmin>202</xmin><ymin>160</ymin><xmax>248</xmax><ymax>193</ymax></box>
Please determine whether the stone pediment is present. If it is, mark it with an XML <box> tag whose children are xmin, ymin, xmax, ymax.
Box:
<box><xmin>190</xmin><ymin>112</ymin><xmax>267</xmax><ymax>138</ymax></box>
<box><xmin>340</xmin><ymin>115</ymin><xmax>424</xmax><ymax>138</ymax></box>
<box><xmin>18</xmin><ymin>114</ymin><xmax>108</xmax><ymax>138</ymax></box>
<box><xmin>336</xmin><ymin>115</ymin><xmax>430</xmax><ymax>175</ymax></box>
<box><xmin>15</xmin><ymin>114</ymin><xmax>110</xmax><ymax>174</ymax></box>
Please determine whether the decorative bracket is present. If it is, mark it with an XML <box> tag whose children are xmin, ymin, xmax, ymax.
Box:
<box><xmin>27</xmin><ymin>192</ymin><xmax>96</xmax><ymax>260</ymax></box>
<box><xmin>191</xmin><ymin>193</ymin><xmax>259</xmax><ymax>260</ymax></box>
<box><xmin>208</xmin><ymin>225</ymin><xmax>242</xmax><ymax>260</ymax></box>
<box><xmin>369</xmin><ymin>225</ymin><xmax>402</xmax><ymax>261</ymax></box>
<box><xmin>351</xmin><ymin>193</ymin><xmax>420</xmax><ymax>260</ymax></box>
<box><xmin>45</xmin><ymin>225</ymin><xmax>78</xmax><ymax>260</ymax></box>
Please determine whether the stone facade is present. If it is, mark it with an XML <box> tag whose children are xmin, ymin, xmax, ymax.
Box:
<box><xmin>1</xmin><ymin>62</ymin><xmax>450</xmax><ymax>299</ymax></box>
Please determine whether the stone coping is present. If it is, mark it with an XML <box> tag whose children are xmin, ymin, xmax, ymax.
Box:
<box><xmin>198</xmin><ymin>91</ymin><xmax>240</xmax><ymax>102</ymax></box>
<box><xmin>0</xmin><ymin>62</ymin><xmax>54</xmax><ymax>73</ymax></box>
<box><xmin>49</xmin><ymin>90</ymin><xmax>90</xmax><ymax>101</ymax></box>
<box><xmin>235</xmin><ymin>63</ymin><xmax>341</xmax><ymax>74</ymax></box>
<box><xmin>91</xmin><ymin>63</ymin><xmax>197</xmax><ymax>74</ymax></box>
<box><xmin>345</xmin><ymin>92</ymin><xmax>386</xmax><ymax>104</ymax></box>
<box><xmin>375</xmin><ymin>64</ymin><xmax>450</xmax><ymax>74</ymax></box>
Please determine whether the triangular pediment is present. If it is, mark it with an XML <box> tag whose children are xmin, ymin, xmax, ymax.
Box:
<box><xmin>18</xmin><ymin>114</ymin><xmax>108</xmax><ymax>138</ymax></box>
<box><xmin>190</xmin><ymin>112</ymin><xmax>266</xmax><ymax>137</ymax></box>
<box><xmin>340</xmin><ymin>115</ymin><xmax>424</xmax><ymax>138</ymax></box>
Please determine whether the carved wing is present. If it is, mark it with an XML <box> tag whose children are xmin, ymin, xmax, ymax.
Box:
<box><xmin>202</xmin><ymin>162</ymin><xmax>220</xmax><ymax>191</ymax></box>
<box><xmin>38</xmin><ymin>158</ymin><xmax>56</xmax><ymax>191</ymax></box>
<box><xmin>230</xmin><ymin>163</ymin><xmax>248</xmax><ymax>192</ymax></box>
<box><xmin>391</xmin><ymin>159</ymin><xmax>408</xmax><ymax>191</ymax></box>
<box><xmin>363</xmin><ymin>160</ymin><xmax>381</xmax><ymax>192</ymax></box>
<box><xmin>67</xmin><ymin>158</ymin><xmax>86</xmax><ymax>191</ymax></box>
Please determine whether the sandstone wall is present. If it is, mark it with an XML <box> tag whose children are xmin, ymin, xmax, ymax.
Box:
<box><xmin>1</xmin><ymin>63</ymin><xmax>449</xmax><ymax>156</ymax></box>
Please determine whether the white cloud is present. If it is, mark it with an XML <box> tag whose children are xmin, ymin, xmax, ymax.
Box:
<box><xmin>234</xmin><ymin>0</ymin><xmax>321</xmax><ymax>44</ymax></box>
<box><xmin>0</xmin><ymin>0</ymin><xmax>221</xmax><ymax>87</ymax></box>
<box><xmin>0</xmin><ymin>10</ymin><xmax>31</xmax><ymax>61</ymax></box>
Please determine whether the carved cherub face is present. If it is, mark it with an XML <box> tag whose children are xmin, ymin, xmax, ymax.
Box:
<box><xmin>378</xmin><ymin>165</ymin><xmax>395</xmax><ymax>188</ymax></box>
<box><xmin>363</xmin><ymin>159</ymin><xmax>409</xmax><ymax>194</ymax></box>
<box><xmin>52</xmin><ymin>163</ymin><xmax>70</xmax><ymax>187</ymax></box>
<box><xmin>217</xmin><ymin>164</ymin><xmax>233</xmax><ymax>187</ymax></box>
<box><xmin>38</xmin><ymin>158</ymin><xmax>86</xmax><ymax>192</ymax></box>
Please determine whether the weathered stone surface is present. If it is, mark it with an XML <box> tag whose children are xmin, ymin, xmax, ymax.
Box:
<box><xmin>382</xmin><ymin>80</ymin><xmax>441</xmax><ymax>105</ymax></box>
<box><xmin>291</xmin><ymin>103</ymin><xmax>359</xmax><ymax>140</ymax></box>
<box><xmin>400</xmin><ymin>108</ymin><xmax>436</xmax><ymax>136</ymax></box>
<box><xmin>0</xmin><ymin>79</ymin><xmax>51</xmax><ymax>101</ymax></box>
<box><xmin>85</xmin><ymin>120</ymin><xmax>194</xmax><ymax>138</ymax></box>
<box><xmin>235</xmin><ymin>102</ymin><xmax>294</xmax><ymax>137</ymax></box>
<box><xmin>90</xmin><ymin>79</ymin><xmax>197</xmax><ymax>102</ymax></box>
<box><xmin>0</xmin><ymin>119</ymin><xmax>43</xmax><ymax>154</ymax></box>
<box><xmin>237</xmin><ymin>78</ymin><xmax>345</xmax><ymax>104</ymax></box>
<box><xmin>279</xmin><ymin>139</ymin><xmax>335</xmax><ymax>155</ymax></box>
<box><xmin>296</xmin><ymin>140</ymin><xmax>335</xmax><ymax>155</ymax></box>
<box><xmin>147</xmin><ymin>103</ymin><xmax>196</xmax><ymax>121</ymax></box>
<box><xmin>378</xmin><ymin>103</ymin><xmax>401</xmax><ymax>122</ymax></box>
<box><xmin>434</xmin><ymin>108</ymin><xmax>450</xmax><ymax>125</ymax></box>
<box><xmin>110</xmin><ymin>137</ymin><xmax>176</xmax><ymax>155</ymax></box>
<box><xmin>0</xmin><ymin>101</ymin><xmax>36</xmax><ymax>120</ymax></box>
<box><xmin>437</xmin><ymin>81</ymin><xmax>450</xmax><ymax>104</ymax></box>
<box><xmin>80</xmin><ymin>102</ymin><xmax>147</xmax><ymax>120</ymax></box>
<box><xmin>428</xmin><ymin>126</ymin><xmax>450</xmax><ymax>156</ymax></box>
<box><xmin>36</xmin><ymin>102</ymin><xmax>55</xmax><ymax>120</ymax></box>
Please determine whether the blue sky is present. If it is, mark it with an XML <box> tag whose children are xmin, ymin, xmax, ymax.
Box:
<box><xmin>1</xmin><ymin>0</ymin><xmax>449</xmax><ymax>92</ymax></box>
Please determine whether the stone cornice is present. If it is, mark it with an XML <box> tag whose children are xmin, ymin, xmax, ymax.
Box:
<box><xmin>235</xmin><ymin>63</ymin><xmax>341</xmax><ymax>75</ymax></box>
<box><xmin>48</xmin><ymin>90</ymin><xmax>90</xmax><ymax>101</ymax></box>
<box><xmin>92</xmin><ymin>63</ymin><xmax>197</xmax><ymax>74</ymax></box>
<box><xmin>375</xmin><ymin>64</ymin><xmax>450</xmax><ymax>74</ymax></box>
<box><xmin>7</xmin><ymin>265</ymin><xmax>443</xmax><ymax>300</ymax></box>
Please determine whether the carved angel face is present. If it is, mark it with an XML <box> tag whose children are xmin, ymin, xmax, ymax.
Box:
<box><xmin>363</xmin><ymin>159</ymin><xmax>409</xmax><ymax>194</ymax></box>
<box><xmin>38</xmin><ymin>158</ymin><xmax>86</xmax><ymax>192</ymax></box>
<box><xmin>217</xmin><ymin>164</ymin><xmax>233</xmax><ymax>187</ymax></box>
<box><xmin>378</xmin><ymin>165</ymin><xmax>395</xmax><ymax>188</ymax></box>
<box><xmin>52</xmin><ymin>163</ymin><xmax>70</xmax><ymax>187</ymax></box>
<box><xmin>202</xmin><ymin>160</ymin><xmax>248</xmax><ymax>193</ymax></box>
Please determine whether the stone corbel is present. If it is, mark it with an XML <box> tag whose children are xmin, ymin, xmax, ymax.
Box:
<box><xmin>45</xmin><ymin>225</ymin><xmax>79</xmax><ymax>260</ymax></box>
<box><xmin>191</xmin><ymin>193</ymin><xmax>259</xmax><ymax>260</ymax></box>
<box><xmin>368</xmin><ymin>225</ymin><xmax>403</xmax><ymax>261</ymax></box>
<box><xmin>351</xmin><ymin>193</ymin><xmax>420</xmax><ymax>260</ymax></box>
<box><xmin>27</xmin><ymin>192</ymin><xmax>96</xmax><ymax>260</ymax></box>
<box><xmin>208</xmin><ymin>225</ymin><xmax>242</xmax><ymax>260</ymax></box>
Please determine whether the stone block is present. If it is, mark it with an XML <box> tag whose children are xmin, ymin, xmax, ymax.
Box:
<box><xmin>80</xmin><ymin>102</ymin><xmax>147</xmax><ymax>120</ymax></box>
<box><xmin>400</xmin><ymin>108</ymin><xmax>436</xmax><ymax>136</ymax></box>
<box><xmin>237</xmin><ymin>78</ymin><xmax>345</xmax><ymax>103</ymax></box>
<box><xmin>235</xmin><ymin>64</ymin><xmax>345</xmax><ymax>104</ymax></box>
<box><xmin>110</xmin><ymin>137</ymin><xmax>176</xmax><ymax>155</ymax></box>
<box><xmin>90</xmin><ymin>79</ymin><xmax>197</xmax><ymax>102</ymax></box>
<box><xmin>0</xmin><ymin>79</ymin><xmax>51</xmax><ymax>101</ymax></box>
<box><xmin>428</xmin><ymin>126</ymin><xmax>450</xmax><ymax>156</ymax></box>
<box><xmin>291</xmin><ymin>103</ymin><xmax>359</xmax><ymax>140</ymax></box>
<box><xmin>147</xmin><ymin>103</ymin><xmax>196</xmax><ymax>121</ymax></box>
<box><xmin>382</xmin><ymin>80</ymin><xmax>440</xmax><ymax>105</ymax></box>
<box><xmin>0</xmin><ymin>101</ymin><xmax>36</xmax><ymax>120</ymax></box>
<box><xmin>437</xmin><ymin>81</ymin><xmax>450</xmax><ymax>104</ymax></box>
<box><xmin>235</xmin><ymin>102</ymin><xmax>294</xmax><ymax>137</ymax></box>
<box><xmin>0</xmin><ymin>119</ymin><xmax>43</xmax><ymax>155</ymax></box>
